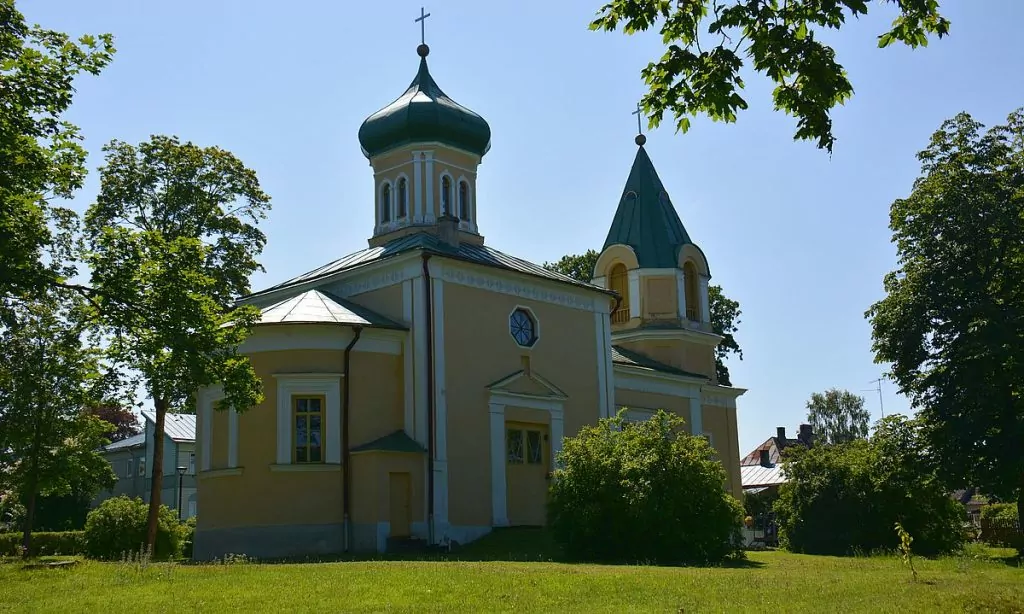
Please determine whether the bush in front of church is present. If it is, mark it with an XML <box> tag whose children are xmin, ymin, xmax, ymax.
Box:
<box><xmin>84</xmin><ymin>496</ymin><xmax>185</xmax><ymax>560</ymax></box>
<box><xmin>548</xmin><ymin>409</ymin><xmax>745</xmax><ymax>564</ymax></box>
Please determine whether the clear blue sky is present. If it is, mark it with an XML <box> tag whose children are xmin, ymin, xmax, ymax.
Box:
<box><xmin>25</xmin><ymin>1</ymin><xmax>1024</xmax><ymax>452</ymax></box>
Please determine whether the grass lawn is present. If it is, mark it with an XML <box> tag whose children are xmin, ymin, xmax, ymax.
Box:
<box><xmin>1</xmin><ymin>530</ymin><xmax>1021</xmax><ymax>613</ymax></box>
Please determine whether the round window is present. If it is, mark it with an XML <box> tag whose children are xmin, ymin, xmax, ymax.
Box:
<box><xmin>509</xmin><ymin>308</ymin><xmax>537</xmax><ymax>348</ymax></box>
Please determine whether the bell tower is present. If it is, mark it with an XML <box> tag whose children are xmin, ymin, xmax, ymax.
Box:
<box><xmin>592</xmin><ymin>111</ymin><xmax>720</xmax><ymax>381</ymax></box>
<box><xmin>357</xmin><ymin>13</ymin><xmax>491</xmax><ymax>248</ymax></box>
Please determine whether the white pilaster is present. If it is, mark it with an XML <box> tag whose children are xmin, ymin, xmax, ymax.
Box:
<box><xmin>699</xmin><ymin>275</ymin><xmax>711</xmax><ymax>324</ymax></box>
<box><xmin>413</xmin><ymin>151</ymin><xmax>424</xmax><ymax>223</ymax></box>
<box><xmin>489</xmin><ymin>403</ymin><xmax>509</xmax><ymax>527</ymax></box>
<box><xmin>200</xmin><ymin>393</ymin><xmax>212</xmax><ymax>472</ymax></box>
<box><xmin>431</xmin><ymin>266</ymin><xmax>448</xmax><ymax>532</ymax></box>
<box><xmin>676</xmin><ymin>269</ymin><xmax>687</xmax><ymax>320</ymax></box>
<box><xmin>424</xmin><ymin>151</ymin><xmax>435</xmax><ymax>223</ymax></box>
<box><xmin>227</xmin><ymin>409</ymin><xmax>238</xmax><ymax>468</ymax></box>
<box><xmin>551</xmin><ymin>412</ymin><xmax>565</xmax><ymax>468</ymax></box>
<box><xmin>402</xmin><ymin>279</ymin><xmax>414</xmax><ymax>437</ymax></box>
<box><xmin>628</xmin><ymin>269</ymin><xmax>641</xmax><ymax>319</ymax></box>
<box><xmin>412</xmin><ymin>275</ymin><xmax>428</xmax><ymax>446</ymax></box>
<box><xmin>689</xmin><ymin>389</ymin><xmax>703</xmax><ymax>437</ymax></box>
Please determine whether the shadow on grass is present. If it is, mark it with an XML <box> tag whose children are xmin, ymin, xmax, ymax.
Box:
<box><xmin>190</xmin><ymin>527</ymin><xmax>765</xmax><ymax>569</ymax></box>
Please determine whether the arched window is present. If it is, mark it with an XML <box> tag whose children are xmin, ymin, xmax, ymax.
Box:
<box><xmin>683</xmin><ymin>261</ymin><xmax>699</xmax><ymax>321</ymax></box>
<box><xmin>441</xmin><ymin>175</ymin><xmax>452</xmax><ymax>216</ymax></box>
<box><xmin>397</xmin><ymin>178</ymin><xmax>408</xmax><ymax>219</ymax></box>
<box><xmin>458</xmin><ymin>180</ymin><xmax>470</xmax><ymax>221</ymax></box>
<box><xmin>610</xmin><ymin>263</ymin><xmax>629</xmax><ymax>324</ymax></box>
<box><xmin>380</xmin><ymin>183</ymin><xmax>392</xmax><ymax>223</ymax></box>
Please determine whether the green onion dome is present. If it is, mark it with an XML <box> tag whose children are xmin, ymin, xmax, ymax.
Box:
<box><xmin>358</xmin><ymin>45</ymin><xmax>491</xmax><ymax>159</ymax></box>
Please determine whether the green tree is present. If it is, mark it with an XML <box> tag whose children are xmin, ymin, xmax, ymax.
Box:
<box><xmin>866</xmin><ymin>109</ymin><xmax>1024</xmax><ymax>531</ymax></box>
<box><xmin>86</xmin><ymin>404</ymin><xmax>140</xmax><ymax>443</ymax></box>
<box><xmin>549</xmin><ymin>409</ymin><xmax>744</xmax><ymax>564</ymax></box>
<box><xmin>805</xmin><ymin>388</ymin><xmax>869</xmax><ymax>445</ymax></box>
<box><xmin>0</xmin><ymin>0</ymin><xmax>114</xmax><ymax>310</ymax></box>
<box><xmin>774</xmin><ymin>415</ymin><xmax>965</xmax><ymax>556</ymax></box>
<box><xmin>542</xmin><ymin>249</ymin><xmax>602</xmax><ymax>283</ymax></box>
<box><xmin>0</xmin><ymin>292</ymin><xmax>115</xmax><ymax>556</ymax></box>
<box><xmin>543</xmin><ymin>250</ymin><xmax>743</xmax><ymax>384</ymax></box>
<box><xmin>83</xmin><ymin>135</ymin><xmax>271</xmax><ymax>549</ymax></box>
<box><xmin>590</xmin><ymin>0</ymin><xmax>949</xmax><ymax>152</ymax></box>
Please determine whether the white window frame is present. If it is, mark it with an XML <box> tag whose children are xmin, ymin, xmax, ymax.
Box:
<box><xmin>273</xmin><ymin>374</ymin><xmax>342</xmax><ymax>466</ymax></box>
<box><xmin>126</xmin><ymin>458</ymin><xmax>133</xmax><ymax>478</ymax></box>
<box><xmin>188</xmin><ymin>452</ymin><xmax>195</xmax><ymax>475</ymax></box>
<box><xmin>138</xmin><ymin>457</ymin><xmax>146</xmax><ymax>477</ymax></box>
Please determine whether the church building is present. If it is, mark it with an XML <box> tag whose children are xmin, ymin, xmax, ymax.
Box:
<box><xmin>193</xmin><ymin>37</ymin><xmax>745</xmax><ymax>560</ymax></box>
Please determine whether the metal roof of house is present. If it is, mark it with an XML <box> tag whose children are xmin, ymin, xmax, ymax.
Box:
<box><xmin>102</xmin><ymin>432</ymin><xmax>146</xmax><ymax>451</ymax></box>
<box><xmin>245</xmin><ymin>232</ymin><xmax>614</xmax><ymax>302</ymax></box>
<box><xmin>141</xmin><ymin>410</ymin><xmax>196</xmax><ymax>443</ymax></box>
<box><xmin>611</xmin><ymin>345</ymin><xmax>708</xmax><ymax>380</ymax></box>
<box><xmin>257</xmin><ymin>289</ymin><xmax>406</xmax><ymax>329</ymax></box>
<box><xmin>741</xmin><ymin>463</ymin><xmax>787</xmax><ymax>489</ymax></box>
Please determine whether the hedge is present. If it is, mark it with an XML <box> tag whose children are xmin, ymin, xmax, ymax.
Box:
<box><xmin>0</xmin><ymin>531</ymin><xmax>85</xmax><ymax>557</ymax></box>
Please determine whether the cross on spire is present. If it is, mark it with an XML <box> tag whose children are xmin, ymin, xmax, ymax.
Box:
<box><xmin>632</xmin><ymin>102</ymin><xmax>644</xmax><ymax>135</ymax></box>
<box><xmin>415</xmin><ymin>7</ymin><xmax>431</xmax><ymax>45</ymax></box>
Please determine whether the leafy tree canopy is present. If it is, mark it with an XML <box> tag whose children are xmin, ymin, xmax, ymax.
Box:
<box><xmin>590</xmin><ymin>0</ymin><xmax>949</xmax><ymax>152</ymax></box>
<box><xmin>83</xmin><ymin>135</ymin><xmax>271</xmax><ymax>547</ymax></box>
<box><xmin>805</xmin><ymin>387</ymin><xmax>870</xmax><ymax>445</ymax></box>
<box><xmin>86</xmin><ymin>404</ymin><xmax>141</xmax><ymax>443</ymax></box>
<box><xmin>543</xmin><ymin>249</ymin><xmax>742</xmax><ymax>384</ymax></box>
<box><xmin>0</xmin><ymin>0</ymin><xmax>114</xmax><ymax>311</ymax></box>
<box><xmin>866</xmin><ymin>109</ymin><xmax>1024</xmax><ymax>525</ymax></box>
<box><xmin>775</xmin><ymin>415</ymin><xmax>965</xmax><ymax>556</ymax></box>
<box><xmin>0</xmin><ymin>291</ymin><xmax>116</xmax><ymax>554</ymax></box>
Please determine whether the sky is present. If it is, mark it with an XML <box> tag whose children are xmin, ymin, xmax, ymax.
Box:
<box><xmin>23</xmin><ymin>1</ymin><xmax>1024</xmax><ymax>453</ymax></box>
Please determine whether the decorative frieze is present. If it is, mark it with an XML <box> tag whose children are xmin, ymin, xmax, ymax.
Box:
<box><xmin>441</xmin><ymin>266</ymin><xmax>599</xmax><ymax>312</ymax></box>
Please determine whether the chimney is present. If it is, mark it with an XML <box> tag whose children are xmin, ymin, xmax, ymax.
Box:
<box><xmin>437</xmin><ymin>214</ymin><xmax>460</xmax><ymax>249</ymax></box>
<box><xmin>776</xmin><ymin>426</ymin><xmax>786</xmax><ymax>445</ymax></box>
<box><xmin>799</xmin><ymin>423</ymin><xmax>813</xmax><ymax>445</ymax></box>
<box><xmin>759</xmin><ymin>448</ymin><xmax>771</xmax><ymax>467</ymax></box>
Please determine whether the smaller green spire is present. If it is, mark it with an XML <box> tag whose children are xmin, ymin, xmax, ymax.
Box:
<box><xmin>601</xmin><ymin>144</ymin><xmax>692</xmax><ymax>269</ymax></box>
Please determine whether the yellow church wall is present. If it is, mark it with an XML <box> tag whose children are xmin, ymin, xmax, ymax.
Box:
<box><xmin>350</xmin><ymin>451</ymin><xmax>425</xmax><ymax>525</ymax></box>
<box><xmin>199</xmin><ymin>347</ymin><xmax>405</xmax><ymax>533</ymax></box>
<box><xmin>643</xmin><ymin>275</ymin><xmax>677</xmax><ymax>321</ymax></box>
<box><xmin>440</xmin><ymin>281</ymin><xmax>601</xmax><ymax>528</ymax></box>
<box><xmin>349</xmin><ymin>284</ymin><xmax>405</xmax><ymax>325</ymax></box>
<box><xmin>348</xmin><ymin>352</ymin><xmax>404</xmax><ymax>446</ymax></box>
<box><xmin>614</xmin><ymin>389</ymin><xmax>692</xmax><ymax>430</ymax></box>
<box><xmin>702</xmin><ymin>405</ymin><xmax>743</xmax><ymax>499</ymax></box>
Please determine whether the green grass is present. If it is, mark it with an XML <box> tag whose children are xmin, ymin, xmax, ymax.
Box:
<box><xmin>1</xmin><ymin>531</ymin><xmax>1021</xmax><ymax>613</ymax></box>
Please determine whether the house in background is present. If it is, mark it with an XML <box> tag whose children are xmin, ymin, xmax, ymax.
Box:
<box><xmin>94</xmin><ymin>411</ymin><xmax>197</xmax><ymax>519</ymax></box>
<box><xmin>740</xmin><ymin>425</ymin><xmax>814</xmax><ymax>495</ymax></box>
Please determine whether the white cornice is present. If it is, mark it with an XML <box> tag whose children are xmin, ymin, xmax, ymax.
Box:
<box><xmin>440</xmin><ymin>259</ymin><xmax>610</xmax><ymax>314</ymax></box>
<box><xmin>700</xmin><ymin>384</ymin><xmax>747</xmax><ymax>409</ymax></box>
<box><xmin>371</xmin><ymin>141</ymin><xmax>484</xmax><ymax>165</ymax></box>
<box><xmin>637</xmin><ymin>268</ymin><xmax>679</xmax><ymax>277</ymax></box>
<box><xmin>613</xmin><ymin>366</ymin><xmax>703</xmax><ymax>398</ymax></box>
<box><xmin>612</xmin><ymin>327</ymin><xmax>723</xmax><ymax>347</ymax></box>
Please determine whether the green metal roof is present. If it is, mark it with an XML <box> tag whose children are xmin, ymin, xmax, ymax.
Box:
<box><xmin>351</xmin><ymin>430</ymin><xmax>425</xmax><ymax>454</ymax></box>
<box><xmin>244</xmin><ymin>231</ymin><xmax>615</xmax><ymax>302</ymax></box>
<box><xmin>611</xmin><ymin>345</ymin><xmax>708</xmax><ymax>380</ymax></box>
<box><xmin>357</xmin><ymin>51</ymin><xmax>491</xmax><ymax>159</ymax></box>
<box><xmin>602</xmin><ymin>145</ymin><xmax>693</xmax><ymax>269</ymax></box>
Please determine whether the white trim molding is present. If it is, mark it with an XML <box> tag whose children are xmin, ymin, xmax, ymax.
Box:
<box><xmin>611</xmin><ymin>326</ymin><xmax>723</xmax><ymax>348</ymax></box>
<box><xmin>424</xmin><ymin>151</ymin><xmax>435</xmax><ymax>223</ymax></box>
<box><xmin>440</xmin><ymin>260</ymin><xmax>606</xmax><ymax>313</ymax></box>
<box><xmin>628</xmin><ymin>270</ymin><xmax>641</xmax><ymax>319</ymax></box>
<box><xmin>488</xmin><ymin>392</ymin><xmax>565</xmax><ymax>528</ymax></box>
<box><xmin>197</xmin><ymin>385</ymin><xmax>224</xmax><ymax>472</ymax></box>
<box><xmin>240</xmin><ymin>325</ymin><xmax>404</xmax><ymax>356</ymax></box>
<box><xmin>198</xmin><ymin>468</ymin><xmax>243</xmax><ymax>480</ymax></box>
<box><xmin>675</xmin><ymin>269</ymin><xmax>687</xmax><ymax>320</ymax></box>
<box><xmin>272</xmin><ymin>374</ymin><xmax>343</xmax><ymax>465</ymax></box>
<box><xmin>269</xmin><ymin>463</ymin><xmax>341</xmax><ymax>473</ymax></box>
<box><xmin>700</xmin><ymin>384</ymin><xmax>747</xmax><ymax>409</ymax></box>
<box><xmin>402</xmin><ymin>279</ymin><xmax>415</xmax><ymax>438</ymax></box>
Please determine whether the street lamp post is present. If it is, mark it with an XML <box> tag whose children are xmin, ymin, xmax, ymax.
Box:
<box><xmin>176</xmin><ymin>466</ymin><xmax>187</xmax><ymax>521</ymax></box>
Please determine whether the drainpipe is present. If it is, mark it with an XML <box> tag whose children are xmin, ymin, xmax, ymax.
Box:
<box><xmin>342</xmin><ymin>325</ymin><xmax>363</xmax><ymax>552</ymax></box>
<box><xmin>422</xmin><ymin>253</ymin><xmax>436</xmax><ymax>546</ymax></box>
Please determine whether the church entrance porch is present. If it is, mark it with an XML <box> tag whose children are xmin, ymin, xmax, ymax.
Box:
<box><xmin>505</xmin><ymin>422</ymin><xmax>550</xmax><ymax>526</ymax></box>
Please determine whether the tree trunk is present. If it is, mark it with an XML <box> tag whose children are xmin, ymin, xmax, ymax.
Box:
<box><xmin>1017</xmin><ymin>475</ymin><xmax>1023</xmax><ymax>556</ymax></box>
<box><xmin>20</xmin><ymin>486</ymin><xmax>37</xmax><ymax>560</ymax></box>
<box><xmin>145</xmin><ymin>397</ymin><xmax>168</xmax><ymax>552</ymax></box>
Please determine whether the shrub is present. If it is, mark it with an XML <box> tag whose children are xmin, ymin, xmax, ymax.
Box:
<box><xmin>84</xmin><ymin>496</ymin><xmax>185</xmax><ymax>560</ymax></box>
<box><xmin>548</xmin><ymin>409</ymin><xmax>744</xmax><ymax>565</ymax></box>
<box><xmin>979</xmin><ymin>503</ymin><xmax>1021</xmax><ymax>549</ymax></box>
<box><xmin>980</xmin><ymin>503</ymin><xmax>1019</xmax><ymax>523</ymax></box>
<box><xmin>775</xmin><ymin>415</ymin><xmax>966</xmax><ymax>556</ymax></box>
<box><xmin>0</xmin><ymin>531</ymin><xmax>85</xmax><ymax>557</ymax></box>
